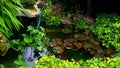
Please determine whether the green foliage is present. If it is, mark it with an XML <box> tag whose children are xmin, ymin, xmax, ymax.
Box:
<box><xmin>42</xmin><ymin>1</ymin><xmax>61</xmax><ymax>26</ymax></box>
<box><xmin>16</xmin><ymin>55</ymin><xmax>120</xmax><ymax>68</ymax></box>
<box><xmin>34</xmin><ymin>56</ymin><xmax>120</xmax><ymax>68</ymax></box>
<box><xmin>14</xmin><ymin>55</ymin><xmax>35</xmax><ymax>68</ymax></box>
<box><xmin>10</xmin><ymin>26</ymin><xmax>49</xmax><ymax>67</ymax></box>
<box><xmin>45</xmin><ymin>14</ymin><xmax>61</xmax><ymax>26</ymax></box>
<box><xmin>79</xmin><ymin>57</ymin><xmax>120</xmax><ymax>68</ymax></box>
<box><xmin>76</xmin><ymin>18</ymin><xmax>88</xmax><ymax>29</ymax></box>
<box><xmin>0</xmin><ymin>64</ymin><xmax>4</xmax><ymax>68</ymax></box>
<box><xmin>35</xmin><ymin>55</ymin><xmax>81</xmax><ymax>68</ymax></box>
<box><xmin>14</xmin><ymin>55</ymin><xmax>25</xmax><ymax>65</ymax></box>
<box><xmin>9</xmin><ymin>26</ymin><xmax>49</xmax><ymax>51</ymax></box>
<box><xmin>90</xmin><ymin>13</ymin><xmax>120</xmax><ymax>49</ymax></box>
<box><xmin>0</xmin><ymin>0</ymin><xmax>23</xmax><ymax>38</ymax></box>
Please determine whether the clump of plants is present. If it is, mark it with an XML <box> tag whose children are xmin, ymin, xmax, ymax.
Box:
<box><xmin>90</xmin><ymin>13</ymin><xmax>120</xmax><ymax>50</ymax></box>
<box><xmin>75</xmin><ymin>13</ymin><xmax>120</xmax><ymax>51</ymax></box>
<box><xmin>9</xmin><ymin>25</ymin><xmax>49</xmax><ymax>50</ymax></box>
<box><xmin>76</xmin><ymin>18</ymin><xmax>88</xmax><ymax>30</ymax></box>
<box><xmin>8</xmin><ymin>26</ymin><xmax>49</xmax><ymax>66</ymax></box>
<box><xmin>35</xmin><ymin>55</ymin><xmax>80</xmax><ymax>68</ymax></box>
<box><xmin>34</xmin><ymin>55</ymin><xmax>120</xmax><ymax>68</ymax></box>
<box><xmin>42</xmin><ymin>1</ymin><xmax>61</xmax><ymax>26</ymax></box>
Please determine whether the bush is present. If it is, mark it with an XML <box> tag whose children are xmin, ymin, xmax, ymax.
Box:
<box><xmin>76</xmin><ymin>18</ymin><xmax>88</xmax><ymax>30</ymax></box>
<box><xmin>42</xmin><ymin>1</ymin><xmax>61</xmax><ymax>26</ymax></box>
<box><xmin>9</xmin><ymin>26</ymin><xmax>49</xmax><ymax>51</ymax></box>
<box><xmin>90</xmin><ymin>13</ymin><xmax>120</xmax><ymax>50</ymax></box>
<box><xmin>35</xmin><ymin>55</ymin><xmax>120</xmax><ymax>68</ymax></box>
<box><xmin>35</xmin><ymin>55</ymin><xmax>81</xmax><ymax>68</ymax></box>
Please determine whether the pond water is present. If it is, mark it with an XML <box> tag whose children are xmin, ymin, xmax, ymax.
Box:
<box><xmin>46</xmin><ymin>26</ymin><xmax>93</xmax><ymax>60</ymax></box>
<box><xmin>0</xmin><ymin>49</ymin><xmax>19</xmax><ymax>68</ymax></box>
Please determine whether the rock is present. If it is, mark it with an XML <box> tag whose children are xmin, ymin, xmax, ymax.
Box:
<box><xmin>16</xmin><ymin>8</ymin><xmax>40</xmax><ymax>18</ymax></box>
<box><xmin>111</xmin><ymin>52</ymin><xmax>120</xmax><ymax>57</ymax></box>
<box><xmin>22</xmin><ymin>46</ymin><xmax>36</xmax><ymax>66</ymax></box>
<box><xmin>22</xmin><ymin>46</ymin><xmax>48</xmax><ymax>66</ymax></box>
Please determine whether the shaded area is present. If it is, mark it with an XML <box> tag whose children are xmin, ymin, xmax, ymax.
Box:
<box><xmin>0</xmin><ymin>48</ymin><xmax>19</xmax><ymax>68</ymax></box>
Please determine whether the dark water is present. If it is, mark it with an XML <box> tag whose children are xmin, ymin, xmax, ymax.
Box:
<box><xmin>0</xmin><ymin>49</ymin><xmax>19</xmax><ymax>68</ymax></box>
<box><xmin>46</xmin><ymin>27</ymin><xmax>93</xmax><ymax>61</ymax></box>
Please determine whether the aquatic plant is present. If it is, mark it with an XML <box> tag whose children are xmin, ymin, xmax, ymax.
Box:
<box><xmin>0</xmin><ymin>0</ymin><xmax>23</xmax><ymax>38</ymax></box>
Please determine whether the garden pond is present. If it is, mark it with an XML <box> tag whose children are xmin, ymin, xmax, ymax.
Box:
<box><xmin>1</xmin><ymin>25</ymin><xmax>119</xmax><ymax>68</ymax></box>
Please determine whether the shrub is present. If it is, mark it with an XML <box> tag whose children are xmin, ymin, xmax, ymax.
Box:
<box><xmin>35</xmin><ymin>55</ymin><xmax>120</xmax><ymax>68</ymax></box>
<box><xmin>76</xmin><ymin>18</ymin><xmax>88</xmax><ymax>29</ymax></box>
<box><xmin>35</xmin><ymin>55</ymin><xmax>81</xmax><ymax>68</ymax></box>
<box><xmin>42</xmin><ymin>1</ymin><xmax>61</xmax><ymax>26</ymax></box>
<box><xmin>90</xmin><ymin>13</ymin><xmax>120</xmax><ymax>50</ymax></box>
<box><xmin>9</xmin><ymin>25</ymin><xmax>49</xmax><ymax>51</ymax></box>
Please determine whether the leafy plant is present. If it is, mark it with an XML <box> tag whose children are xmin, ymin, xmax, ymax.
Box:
<box><xmin>17</xmin><ymin>55</ymin><xmax>120</xmax><ymax>68</ymax></box>
<box><xmin>79</xmin><ymin>57</ymin><xmax>120</xmax><ymax>68</ymax></box>
<box><xmin>76</xmin><ymin>18</ymin><xmax>88</xmax><ymax>29</ymax></box>
<box><xmin>0</xmin><ymin>64</ymin><xmax>4</xmax><ymax>68</ymax></box>
<box><xmin>34</xmin><ymin>55</ymin><xmax>120</xmax><ymax>68</ymax></box>
<box><xmin>14</xmin><ymin>55</ymin><xmax>25</xmax><ymax>65</ymax></box>
<box><xmin>35</xmin><ymin>55</ymin><xmax>81</xmax><ymax>68</ymax></box>
<box><xmin>9</xmin><ymin>26</ymin><xmax>49</xmax><ymax>66</ymax></box>
<box><xmin>90</xmin><ymin>13</ymin><xmax>120</xmax><ymax>50</ymax></box>
<box><xmin>42</xmin><ymin>1</ymin><xmax>61</xmax><ymax>26</ymax></box>
<box><xmin>0</xmin><ymin>0</ymin><xmax>23</xmax><ymax>38</ymax></box>
<box><xmin>9</xmin><ymin>25</ymin><xmax>49</xmax><ymax>51</ymax></box>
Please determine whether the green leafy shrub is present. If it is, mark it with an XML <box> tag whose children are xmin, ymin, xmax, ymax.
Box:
<box><xmin>9</xmin><ymin>26</ymin><xmax>49</xmax><ymax>67</ymax></box>
<box><xmin>76</xmin><ymin>18</ymin><xmax>88</xmax><ymax>29</ymax></box>
<box><xmin>9</xmin><ymin>25</ymin><xmax>49</xmax><ymax>51</ymax></box>
<box><xmin>35</xmin><ymin>55</ymin><xmax>81</xmax><ymax>68</ymax></box>
<box><xmin>90</xmin><ymin>13</ymin><xmax>120</xmax><ymax>50</ymax></box>
<box><xmin>80</xmin><ymin>57</ymin><xmax>120</xmax><ymax>68</ymax></box>
<box><xmin>42</xmin><ymin>1</ymin><xmax>61</xmax><ymax>26</ymax></box>
<box><xmin>35</xmin><ymin>55</ymin><xmax>120</xmax><ymax>68</ymax></box>
<box><xmin>17</xmin><ymin>55</ymin><xmax>120</xmax><ymax>68</ymax></box>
